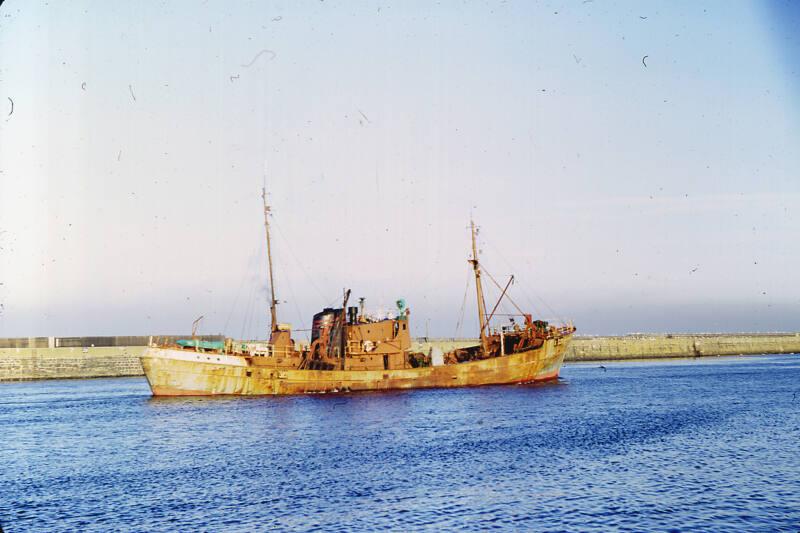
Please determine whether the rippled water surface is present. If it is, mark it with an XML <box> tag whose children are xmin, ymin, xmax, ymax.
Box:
<box><xmin>2</xmin><ymin>355</ymin><xmax>799</xmax><ymax>532</ymax></box>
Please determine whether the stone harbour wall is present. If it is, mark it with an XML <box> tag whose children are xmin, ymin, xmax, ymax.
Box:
<box><xmin>0</xmin><ymin>335</ymin><xmax>222</xmax><ymax>382</ymax></box>
<box><xmin>414</xmin><ymin>333</ymin><xmax>800</xmax><ymax>362</ymax></box>
<box><xmin>566</xmin><ymin>333</ymin><xmax>800</xmax><ymax>362</ymax></box>
<box><xmin>0</xmin><ymin>346</ymin><xmax>146</xmax><ymax>381</ymax></box>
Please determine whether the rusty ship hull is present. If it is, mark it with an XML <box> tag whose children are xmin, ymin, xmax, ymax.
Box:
<box><xmin>141</xmin><ymin>334</ymin><xmax>572</xmax><ymax>396</ymax></box>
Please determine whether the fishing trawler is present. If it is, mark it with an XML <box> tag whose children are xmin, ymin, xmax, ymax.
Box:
<box><xmin>140</xmin><ymin>191</ymin><xmax>575</xmax><ymax>396</ymax></box>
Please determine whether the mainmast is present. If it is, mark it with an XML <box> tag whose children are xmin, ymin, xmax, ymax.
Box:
<box><xmin>262</xmin><ymin>187</ymin><xmax>278</xmax><ymax>333</ymax></box>
<box><xmin>470</xmin><ymin>220</ymin><xmax>489</xmax><ymax>352</ymax></box>
<box><xmin>340</xmin><ymin>289</ymin><xmax>351</xmax><ymax>370</ymax></box>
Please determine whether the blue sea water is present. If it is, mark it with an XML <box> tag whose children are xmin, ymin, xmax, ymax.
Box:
<box><xmin>1</xmin><ymin>355</ymin><xmax>799</xmax><ymax>532</ymax></box>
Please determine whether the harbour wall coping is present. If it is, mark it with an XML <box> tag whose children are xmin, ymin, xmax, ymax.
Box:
<box><xmin>413</xmin><ymin>333</ymin><xmax>800</xmax><ymax>361</ymax></box>
<box><xmin>1</xmin><ymin>333</ymin><xmax>798</xmax><ymax>381</ymax></box>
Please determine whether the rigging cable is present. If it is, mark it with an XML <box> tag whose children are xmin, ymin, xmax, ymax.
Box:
<box><xmin>271</xmin><ymin>218</ymin><xmax>329</xmax><ymax>303</ymax></box>
<box><xmin>223</xmin><ymin>241</ymin><xmax>263</xmax><ymax>335</ymax></box>
<box><xmin>454</xmin><ymin>267</ymin><xmax>472</xmax><ymax>338</ymax></box>
<box><xmin>271</xmin><ymin>243</ymin><xmax>309</xmax><ymax>343</ymax></box>
<box><xmin>483</xmin><ymin>235</ymin><xmax>565</xmax><ymax>323</ymax></box>
<box><xmin>482</xmin><ymin>266</ymin><xmax>526</xmax><ymax>316</ymax></box>
<box><xmin>240</xmin><ymin>275</ymin><xmax>259</xmax><ymax>341</ymax></box>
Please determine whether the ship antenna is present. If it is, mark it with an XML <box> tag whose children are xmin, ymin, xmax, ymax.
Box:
<box><xmin>262</xmin><ymin>186</ymin><xmax>279</xmax><ymax>334</ymax></box>
<box><xmin>470</xmin><ymin>220</ymin><xmax>489</xmax><ymax>353</ymax></box>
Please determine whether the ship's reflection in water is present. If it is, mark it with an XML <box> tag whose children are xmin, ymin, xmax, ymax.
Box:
<box><xmin>1</xmin><ymin>356</ymin><xmax>799</xmax><ymax>531</ymax></box>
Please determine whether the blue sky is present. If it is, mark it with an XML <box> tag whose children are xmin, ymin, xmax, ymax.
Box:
<box><xmin>0</xmin><ymin>0</ymin><xmax>798</xmax><ymax>337</ymax></box>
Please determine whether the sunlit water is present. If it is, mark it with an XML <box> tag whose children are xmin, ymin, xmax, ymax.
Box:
<box><xmin>1</xmin><ymin>355</ymin><xmax>799</xmax><ymax>532</ymax></box>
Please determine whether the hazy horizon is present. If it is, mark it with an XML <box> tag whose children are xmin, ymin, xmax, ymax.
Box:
<box><xmin>1</xmin><ymin>1</ymin><xmax>799</xmax><ymax>339</ymax></box>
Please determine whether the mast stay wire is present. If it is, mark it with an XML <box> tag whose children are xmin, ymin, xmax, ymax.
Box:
<box><xmin>271</xmin><ymin>217</ymin><xmax>330</xmax><ymax>304</ymax></box>
<box><xmin>245</xmin><ymin>237</ymin><xmax>268</xmax><ymax>340</ymax></box>
<box><xmin>479</xmin><ymin>232</ymin><xmax>543</xmax><ymax>317</ymax></box>
<box><xmin>466</xmin><ymin>223</ymin><xmax>525</xmax><ymax>336</ymax></box>
<box><xmin>482</xmin><ymin>268</ymin><xmax>516</xmax><ymax>332</ymax></box>
<box><xmin>271</xmin><ymin>247</ymin><xmax>310</xmax><ymax>343</ymax></box>
<box><xmin>249</xmin><ymin>279</ymin><xmax>263</xmax><ymax>340</ymax></box>
<box><xmin>251</xmin><ymin>281</ymin><xmax>267</xmax><ymax>340</ymax></box>
<box><xmin>454</xmin><ymin>267</ymin><xmax>472</xmax><ymax>338</ymax></box>
<box><xmin>481</xmin><ymin>266</ymin><xmax>526</xmax><ymax>316</ymax></box>
<box><xmin>472</xmin><ymin>223</ymin><xmax>543</xmax><ymax>327</ymax></box>
<box><xmin>481</xmin><ymin>232</ymin><xmax>566</xmax><ymax>324</ymax></box>
<box><xmin>223</xmin><ymin>240</ymin><xmax>263</xmax><ymax>336</ymax></box>
<box><xmin>265</xmin><ymin>199</ymin><xmax>328</xmax><ymax>340</ymax></box>
<box><xmin>240</xmin><ymin>277</ymin><xmax>258</xmax><ymax>341</ymax></box>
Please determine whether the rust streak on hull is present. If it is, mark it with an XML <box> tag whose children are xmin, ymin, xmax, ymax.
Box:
<box><xmin>141</xmin><ymin>335</ymin><xmax>572</xmax><ymax>397</ymax></box>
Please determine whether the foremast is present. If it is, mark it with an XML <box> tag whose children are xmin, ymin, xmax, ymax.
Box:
<box><xmin>339</xmin><ymin>289</ymin><xmax>351</xmax><ymax>370</ymax></box>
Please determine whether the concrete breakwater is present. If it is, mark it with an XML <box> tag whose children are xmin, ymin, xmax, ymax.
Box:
<box><xmin>0</xmin><ymin>346</ymin><xmax>146</xmax><ymax>382</ymax></box>
<box><xmin>0</xmin><ymin>333</ymin><xmax>798</xmax><ymax>381</ymax></box>
<box><xmin>566</xmin><ymin>332</ymin><xmax>800</xmax><ymax>362</ymax></box>
<box><xmin>413</xmin><ymin>333</ymin><xmax>800</xmax><ymax>362</ymax></box>
<box><xmin>0</xmin><ymin>335</ymin><xmax>219</xmax><ymax>382</ymax></box>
